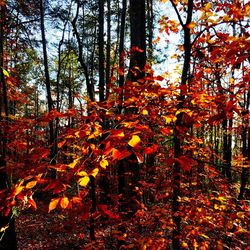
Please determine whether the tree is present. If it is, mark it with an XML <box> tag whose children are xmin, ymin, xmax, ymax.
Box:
<box><xmin>0</xmin><ymin>2</ymin><xmax>17</xmax><ymax>249</ymax></box>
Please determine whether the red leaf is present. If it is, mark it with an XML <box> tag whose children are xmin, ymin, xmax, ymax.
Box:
<box><xmin>176</xmin><ymin>156</ymin><xmax>197</xmax><ymax>172</ymax></box>
<box><xmin>155</xmin><ymin>75</ymin><xmax>164</xmax><ymax>81</ymax></box>
<box><xmin>28</xmin><ymin>198</ymin><xmax>37</xmax><ymax>210</ymax></box>
<box><xmin>113</xmin><ymin>149</ymin><xmax>131</xmax><ymax>160</ymax></box>
<box><xmin>144</xmin><ymin>144</ymin><xmax>158</xmax><ymax>155</ymax></box>
<box><xmin>97</xmin><ymin>204</ymin><xmax>120</xmax><ymax>220</ymax></box>
<box><xmin>134</xmin><ymin>151</ymin><xmax>144</xmax><ymax>163</ymax></box>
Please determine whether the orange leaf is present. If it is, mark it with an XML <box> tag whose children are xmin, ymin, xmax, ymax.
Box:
<box><xmin>186</xmin><ymin>22</ymin><xmax>196</xmax><ymax>29</ymax></box>
<box><xmin>48</xmin><ymin>198</ymin><xmax>60</xmax><ymax>213</ymax></box>
<box><xmin>72</xmin><ymin>197</ymin><xmax>82</xmax><ymax>204</ymax></box>
<box><xmin>128</xmin><ymin>135</ymin><xmax>141</xmax><ymax>147</ymax></box>
<box><xmin>58</xmin><ymin>140</ymin><xmax>66</xmax><ymax>149</ymax></box>
<box><xmin>13</xmin><ymin>186</ymin><xmax>24</xmax><ymax>196</ymax></box>
<box><xmin>26</xmin><ymin>181</ymin><xmax>37</xmax><ymax>189</ymax></box>
<box><xmin>60</xmin><ymin>197</ymin><xmax>69</xmax><ymax>209</ymax></box>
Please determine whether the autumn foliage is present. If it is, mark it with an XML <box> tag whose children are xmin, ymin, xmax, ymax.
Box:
<box><xmin>0</xmin><ymin>0</ymin><xmax>249</xmax><ymax>249</ymax></box>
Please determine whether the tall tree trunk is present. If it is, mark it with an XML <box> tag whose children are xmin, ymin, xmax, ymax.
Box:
<box><xmin>146</xmin><ymin>0</ymin><xmax>153</xmax><ymax>65</ymax></box>
<box><xmin>118</xmin><ymin>0</ymin><xmax>127</xmax><ymax>88</ymax></box>
<box><xmin>98</xmin><ymin>0</ymin><xmax>105</xmax><ymax>102</ymax></box>
<box><xmin>106</xmin><ymin>0</ymin><xmax>111</xmax><ymax>96</ymax></box>
<box><xmin>0</xmin><ymin>4</ymin><xmax>17</xmax><ymax>249</ymax></box>
<box><xmin>40</xmin><ymin>0</ymin><xmax>56</xmax><ymax>170</ymax></box>
<box><xmin>118</xmin><ymin>0</ymin><xmax>146</xmax><ymax>218</ymax></box>
<box><xmin>128</xmin><ymin>0</ymin><xmax>146</xmax><ymax>81</ymax></box>
<box><xmin>72</xmin><ymin>0</ymin><xmax>94</xmax><ymax>102</ymax></box>
<box><xmin>170</xmin><ymin>0</ymin><xmax>193</xmax><ymax>249</ymax></box>
<box><xmin>238</xmin><ymin>77</ymin><xmax>249</xmax><ymax>199</ymax></box>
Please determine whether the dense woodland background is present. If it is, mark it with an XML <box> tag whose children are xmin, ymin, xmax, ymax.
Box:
<box><xmin>0</xmin><ymin>0</ymin><xmax>249</xmax><ymax>249</ymax></box>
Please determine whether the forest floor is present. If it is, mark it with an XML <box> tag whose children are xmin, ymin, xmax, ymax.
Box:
<box><xmin>16</xmin><ymin>200</ymin><xmax>123</xmax><ymax>250</ymax></box>
<box><xmin>16</xmin><ymin>201</ymin><xmax>89</xmax><ymax>250</ymax></box>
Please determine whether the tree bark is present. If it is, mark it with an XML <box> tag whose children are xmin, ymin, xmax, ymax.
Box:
<box><xmin>170</xmin><ymin>0</ymin><xmax>193</xmax><ymax>249</ymax></box>
<box><xmin>128</xmin><ymin>0</ymin><xmax>146</xmax><ymax>81</ymax></box>
<box><xmin>72</xmin><ymin>0</ymin><xmax>94</xmax><ymax>102</ymax></box>
<box><xmin>106</xmin><ymin>0</ymin><xmax>111</xmax><ymax>96</ymax></box>
<box><xmin>118</xmin><ymin>0</ymin><xmax>146</xmax><ymax>217</ymax></box>
<box><xmin>146</xmin><ymin>0</ymin><xmax>153</xmax><ymax>65</ymax></box>
<box><xmin>40</xmin><ymin>0</ymin><xmax>56</xmax><ymax>171</ymax></box>
<box><xmin>0</xmin><ymin>4</ymin><xmax>17</xmax><ymax>249</ymax></box>
<box><xmin>238</xmin><ymin>78</ymin><xmax>249</xmax><ymax>199</ymax></box>
<box><xmin>98</xmin><ymin>0</ymin><xmax>105</xmax><ymax>101</ymax></box>
<box><xmin>118</xmin><ymin>0</ymin><xmax>127</xmax><ymax>88</ymax></box>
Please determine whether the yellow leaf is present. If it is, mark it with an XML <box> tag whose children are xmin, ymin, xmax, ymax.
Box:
<box><xmin>68</xmin><ymin>158</ymin><xmax>79</xmax><ymax>168</ymax></box>
<box><xmin>14</xmin><ymin>186</ymin><xmax>24</xmax><ymax>196</ymax></box>
<box><xmin>100</xmin><ymin>159</ymin><xmax>108</xmax><ymax>169</ymax></box>
<box><xmin>60</xmin><ymin>197</ymin><xmax>69</xmax><ymax>209</ymax></box>
<box><xmin>236</xmin><ymin>212</ymin><xmax>245</xmax><ymax>219</ymax></box>
<box><xmin>201</xmin><ymin>234</ymin><xmax>209</xmax><ymax>239</ymax></box>
<box><xmin>163</xmin><ymin>115</ymin><xmax>176</xmax><ymax>124</ymax></box>
<box><xmin>176</xmin><ymin>108</ymin><xmax>192</xmax><ymax>116</ymax></box>
<box><xmin>141</xmin><ymin>109</ymin><xmax>148</xmax><ymax>115</ymax></box>
<box><xmin>2</xmin><ymin>68</ymin><xmax>9</xmax><ymax>77</ymax></box>
<box><xmin>205</xmin><ymin>2</ymin><xmax>212</xmax><ymax>11</ymax></box>
<box><xmin>117</xmin><ymin>131</ymin><xmax>125</xmax><ymax>137</ymax></box>
<box><xmin>48</xmin><ymin>198</ymin><xmax>60</xmax><ymax>213</ymax></box>
<box><xmin>91</xmin><ymin>168</ymin><xmax>99</xmax><ymax>178</ymax></box>
<box><xmin>78</xmin><ymin>176</ymin><xmax>90</xmax><ymax>187</ymax></box>
<box><xmin>0</xmin><ymin>225</ymin><xmax>9</xmax><ymax>233</ymax></box>
<box><xmin>26</xmin><ymin>181</ymin><xmax>37</xmax><ymax>189</ymax></box>
<box><xmin>214</xmin><ymin>204</ymin><xmax>219</xmax><ymax>210</ymax></box>
<box><xmin>217</xmin><ymin>196</ymin><xmax>226</xmax><ymax>202</ymax></box>
<box><xmin>128</xmin><ymin>135</ymin><xmax>141</xmax><ymax>147</ymax></box>
<box><xmin>77</xmin><ymin>171</ymin><xmax>88</xmax><ymax>176</ymax></box>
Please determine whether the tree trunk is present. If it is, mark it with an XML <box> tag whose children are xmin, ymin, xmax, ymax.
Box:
<box><xmin>118</xmin><ymin>0</ymin><xmax>146</xmax><ymax>217</ymax></box>
<box><xmin>238</xmin><ymin>80</ymin><xmax>249</xmax><ymax>199</ymax></box>
<box><xmin>170</xmin><ymin>0</ymin><xmax>193</xmax><ymax>249</ymax></box>
<box><xmin>0</xmin><ymin>4</ymin><xmax>17</xmax><ymax>249</ymax></box>
<box><xmin>146</xmin><ymin>0</ymin><xmax>153</xmax><ymax>65</ymax></box>
<box><xmin>72</xmin><ymin>0</ymin><xmax>94</xmax><ymax>102</ymax></box>
<box><xmin>106</xmin><ymin>0</ymin><xmax>111</xmax><ymax>96</ymax></box>
<box><xmin>128</xmin><ymin>0</ymin><xmax>146</xmax><ymax>81</ymax></box>
<box><xmin>118</xmin><ymin>0</ymin><xmax>127</xmax><ymax>88</ymax></box>
<box><xmin>98</xmin><ymin>0</ymin><xmax>105</xmax><ymax>101</ymax></box>
<box><xmin>40</xmin><ymin>0</ymin><xmax>56</xmax><ymax>172</ymax></box>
